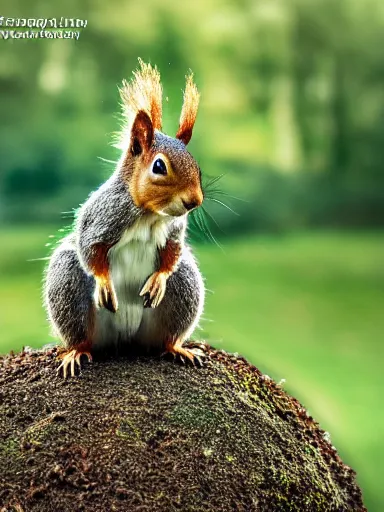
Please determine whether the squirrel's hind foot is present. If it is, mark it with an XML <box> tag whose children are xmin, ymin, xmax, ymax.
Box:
<box><xmin>57</xmin><ymin>343</ymin><xmax>93</xmax><ymax>378</ymax></box>
<box><xmin>162</xmin><ymin>338</ymin><xmax>205</xmax><ymax>367</ymax></box>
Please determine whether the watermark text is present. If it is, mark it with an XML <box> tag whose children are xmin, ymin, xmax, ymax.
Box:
<box><xmin>0</xmin><ymin>16</ymin><xmax>87</xmax><ymax>29</ymax></box>
<box><xmin>1</xmin><ymin>30</ymin><xmax>81</xmax><ymax>40</ymax></box>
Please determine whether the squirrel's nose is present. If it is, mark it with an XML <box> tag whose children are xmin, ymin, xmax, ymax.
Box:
<box><xmin>182</xmin><ymin>199</ymin><xmax>199</xmax><ymax>211</ymax></box>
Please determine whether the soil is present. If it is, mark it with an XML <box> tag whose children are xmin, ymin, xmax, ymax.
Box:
<box><xmin>0</xmin><ymin>342</ymin><xmax>366</xmax><ymax>512</ymax></box>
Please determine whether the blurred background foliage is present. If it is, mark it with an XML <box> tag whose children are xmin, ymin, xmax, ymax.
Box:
<box><xmin>0</xmin><ymin>0</ymin><xmax>383</xmax><ymax>509</ymax></box>
<box><xmin>2</xmin><ymin>0</ymin><xmax>384</xmax><ymax>228</ymax></box>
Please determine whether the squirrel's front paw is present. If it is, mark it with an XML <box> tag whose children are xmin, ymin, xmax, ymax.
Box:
<box><xmin>140</xmin><ymin>271</ymin><xmax>167</xmax><ymax>308</ymax></box>
<box><xmin>96</xmin><ymin>278</ymin><xmax>118</xmax><ymax>313</ymax></box>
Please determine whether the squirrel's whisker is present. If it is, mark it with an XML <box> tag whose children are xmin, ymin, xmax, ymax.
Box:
<box><xmin>97</xmin><ymin>157</ymin><xmax>119</xmax><ymax>165</ymax></box>
<box><xmin>191</xmin><ymin>209</ymin><xmax>207</xmax><ymax>239</ymax></box>
<box><xmin>197</xmin><ymin>208</ymin><xmax>222</xmax><ymax>249</ymax></box>
<box><xmin>201</xmin><ymin>205</ymin><xmax>226</xmax><ymax>235</ymax></box>
<box><xmin>205</xmin><ymin>190</ymin><xmax>248</xmax><ymax>203</ymax></box>
<box><xmin>205</xmin><ymin>198</ymin><xmax>240</xmax><ymax>216</ymax></box>
<box><xmin>188</xmin><ymin>212</ymin><xmax>206</xmax><ymax>243</ymax></box>
<box><xmin>203</xmin><ymin>173</ymin><xmax>226</xmax><ymax>190</ymax></box>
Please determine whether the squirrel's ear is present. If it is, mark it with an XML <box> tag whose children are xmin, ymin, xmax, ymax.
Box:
<box><xmin>130</xmin><ymin>110</ymin><xmax>154</xmax><ymax>156</ymax></box>
<box><xmin>176</xmin><ymin>73</ymin><xmax>200</xmax><ymax>145</ymax></box>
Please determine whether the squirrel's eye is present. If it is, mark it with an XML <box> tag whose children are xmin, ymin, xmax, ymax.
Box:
<box><xmin>152</xmin><ymin>158</ymin><xmax>167</xmax><ymax>176</ymax></box>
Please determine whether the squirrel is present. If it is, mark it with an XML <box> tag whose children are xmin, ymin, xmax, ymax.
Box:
<box><xmin>44</xmin><ymin>60</ymin><xmax>206</xmax><ymax>378</ymax></box>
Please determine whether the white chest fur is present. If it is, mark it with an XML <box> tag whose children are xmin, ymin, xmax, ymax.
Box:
<box><xmin>98</xmin><ymin>214</ymin><xmax>171</xmax><ymax>341</ymax></box>
<box><xmin>110</xmin><ymin>214</ymin><xmax>170</xmax><ymax>285</ymax></box>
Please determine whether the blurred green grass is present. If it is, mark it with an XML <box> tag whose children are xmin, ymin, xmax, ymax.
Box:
<box><xmin>0</xmin><ymin>226</ymin><xmax>383</xmax><ymax>510</ymax></box>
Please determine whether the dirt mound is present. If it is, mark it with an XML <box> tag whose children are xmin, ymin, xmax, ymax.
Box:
<box><xmin>0</xmin><ymin>343</ymin><xmax>366</xmax><ymax>511</ymax></box>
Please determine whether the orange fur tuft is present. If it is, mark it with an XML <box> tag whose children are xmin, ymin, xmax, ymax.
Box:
<box><xmin>176</xmin><ymin>73</ymin><xmax>200</xmax><ymax>145</ymax></box>
<box><xmin>118</xmin><ymin>59</ymin><xmax>163</xmax><ymax>149</ymax></box>
<box><xmin>159</xmin><ymin>239</ymin><xmax>182</xmax><ymax>275</ymax></box>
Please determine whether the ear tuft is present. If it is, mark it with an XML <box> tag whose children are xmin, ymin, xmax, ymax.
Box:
<box><xmin>130</xmin><ymin>110</ymin><xmax>154</xmax><ymax>156</ymax></box>
<box><xmin>116</xmin><ymin>59</ymin><xmax>162</xmax><ymax>151</ymax></box>
<box><xmin>176</xmin><ymin>73</ymin><xmax>200</xmax><ymax>145</ymax></box>
<box><xmin>119</xmin><ymin>59</ymin><xmax>162</xmax><ymax>130</ymax></box>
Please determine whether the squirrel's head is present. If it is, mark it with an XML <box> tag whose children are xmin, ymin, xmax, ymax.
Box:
<box><xmin>117</xmin><ymin>60</ymin><xmax>203</xmax><ymax>217</ymax></box>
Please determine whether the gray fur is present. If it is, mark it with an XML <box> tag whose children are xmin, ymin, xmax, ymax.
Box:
<box><xmin>135</xmin><ymin>247</ymin><xmax>204</xmax><ymax>346</ymax></box>
<box><xmin>44</xmin><ymin>135</ymin><xmax>204</xmax><ymax>353</ymax></box>
<box><xmin>44</xmin><ymin>235</ymin><xmax>95</xmax><ymax>348</ymax></box>
<box><xmin>76</xmin><ymin>173</ymin><xmax>142</xmax><ymax>273</ymax></box>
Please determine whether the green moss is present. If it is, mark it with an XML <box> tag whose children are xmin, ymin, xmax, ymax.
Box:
<box><xmin>303</xmin><ymin>491</ymin><xmax>329</xmax><ymax>510</ymax></box>
<box><xmin>203</xmin><ymin>448</ymin><xmax>213</xmax><ymax>457</ymax></box>
<box><xmin>169</xmin><ymin>392</ymin><xmax>219</xmax><ymax>429</ymax></box>
<box><xmin>273</xmin><ymin>493</ymin><xmax>300</xmax><ymax>512</ymax></box>
<box><xmin>23</xmin><ymin>416</ymin><xmax>65</xmax><ymax>447</ymax></box>
<box><xmin>0</xmin><ymin>437</ymin><xmax>20</xmax><ymax>457</ymax></box>
<box><xmin>116</xmin><ymin>418</ymin><xmax>141</xmax><ymax>442</ymax></box>
<box><xmin>277</xmin><ymin>469</ymin><xmax>291</xmax><ymax>494</ymax></box>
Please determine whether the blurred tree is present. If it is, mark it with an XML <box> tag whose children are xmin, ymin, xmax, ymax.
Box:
<box><xmin>0</xmin><ymin>0</ymin><xmax>383</xmax><ymax>228</ymax></box>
